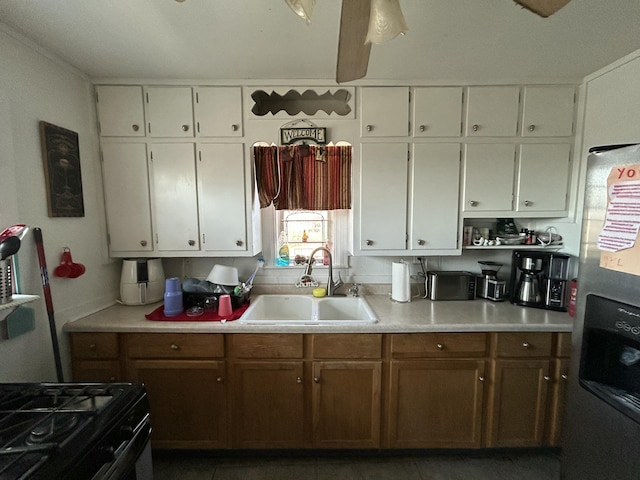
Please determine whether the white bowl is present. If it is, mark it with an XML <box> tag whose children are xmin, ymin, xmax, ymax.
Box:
<box><xmin>206</xmin><ymin>265</ymin><xmax>239</xmax><ymax>286</ymax></box>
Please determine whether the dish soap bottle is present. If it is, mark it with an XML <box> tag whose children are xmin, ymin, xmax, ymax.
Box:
<box><xmin>277</xmin><ymin>232</ymin><xmax>290</xmax><ymax>267</ymax></box>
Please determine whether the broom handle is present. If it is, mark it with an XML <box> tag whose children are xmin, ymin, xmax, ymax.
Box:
<box><xmin>33</xmin><ymin>227</ymin><xmax>64</xmax><ymax>382</ymax></box>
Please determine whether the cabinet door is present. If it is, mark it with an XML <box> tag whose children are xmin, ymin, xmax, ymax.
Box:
<box><xmin>361</xmin><ymin>87</ymin><xmax>409</xmax><ymax>137</ymax></box>
<box><xmin>359</xmin><ymin>143</ymin><xmax>408</xmax><ymax>251</ymax></box>
<box><xmin>412</xmin><ymin>87</ymin><xmax>463</xmax><ymax>137</ymax></box>
<box><xmin>409</xmin><ymin>143</ymin><xmax>460</xmax><ymax>250</ymax></box>
<box><xmin>128</xmin><ymin>359</ymin><xmax>227</xmax><ymax>449</ymax></box>
<box><xmin>522</xmin><ymin>86</ymin><xmax>575</xmax><ymax>137</ymax></box>
<box><xmin>146</xmin><ymin>86</ymin><xmax>194</xmax><ymax>137</ymax></box>
<box><xmin>195</xmin><ymin>87</ymin><xmax>243</xmax><ymax>137</ymax></box>
<box><xmin>546</xmin><ymin>357</ymin><xmax>570</xmax><ymax>446</ymax></box>
<box><xmin>150</xmin><ymin>143</ymin><xmax>200</xmax><ymax>251</ymax></box>
<box><xmin>388</xmin><ymin>360</ymin><xmax>485</xmax><ymax>448</ymax></box>
<box><xmin>101</xmin><ymin>143</ymin><xmax>153</xmax><ymax>253</ymax></box>
<box><xmin>488</xmin><ymin>359</ymin><xmax>550</xmax><ymax>447</ymax></box>
<box><xmin>516</xmin><ymin>143</ymin><xmax>571</xmax><ymax>213</ymax></box>
<box><xmin>198</xmin><ymin>144</ymin><xmax>247</xmax><ymax>252</ymax></box>
<box><xmin>462</xmin><ymin>143</ymin><xmax>515</xmax><ymax>213</ymax></box>
<box><xmin>95</xmin><ymin>86</ymin><xmax>145</xmax><ymax>137</ymax></box>
<box><xmin>232</xmin><ymin>361</ymin><xmax>304</xmax><ymax>448</ymax></box>
<box><xmin>312</xmin><ymin>361</ymin><xmax>381</xmax><ymax>448</ymax></box>
<box><xmin>465</xmin><ymin>86</ymin><xmax>520</xmax><ymax>137</ymax></box>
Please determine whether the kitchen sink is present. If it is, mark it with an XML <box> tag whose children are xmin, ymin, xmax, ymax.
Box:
<box><xmin>238</xmin><ymin>295</ymin><xmax>378</xmax><ymax>325</ymax></box>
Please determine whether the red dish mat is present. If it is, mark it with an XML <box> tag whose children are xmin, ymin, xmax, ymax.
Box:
<box><xmin>145</xmin><ymin>302</ymin><xmax>250</xmax><ymax>322</ymax></box>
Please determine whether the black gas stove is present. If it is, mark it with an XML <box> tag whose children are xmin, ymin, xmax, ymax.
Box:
<box><xmin>0</xmin><ymin>383</ymin><xmax>152</xmax><ymax>480</ymax></box>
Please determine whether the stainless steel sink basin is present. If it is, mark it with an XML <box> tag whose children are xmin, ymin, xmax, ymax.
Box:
<box><xmin>239</xmin><ymin>295</ymin><xmax>378</xmax><ymax>325</ymax></box>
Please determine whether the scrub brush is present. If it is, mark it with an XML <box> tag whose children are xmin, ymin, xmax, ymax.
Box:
<box><xmin>234</xmin><ymin>257</ymin><xmax>265</xmax><ymax>295</ymax></box>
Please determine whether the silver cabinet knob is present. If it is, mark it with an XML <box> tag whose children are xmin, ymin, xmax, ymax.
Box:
<box><xmin>170</xmin><ymin>343</ymin><xmax>180</xmax><ymax>350</ymax></box>
<box><xmin>140</xmin><ymin>240</ymin><xmax>147</xmax><ymax>247</ymax></box>
<box><xmin>89</xmin><ymin>343</ymin><xmax>96</xmax><ymax>351</ymax></box>
<box><xmin>417</xmin><ymin>239</ymin><xmax>425</xmax><ymax>246</ymax></box>
<box><xmin>181</xmin><ymin>124</ymin><xmax>190</xmax><ymax>132</ymax></box>
<box><xmin>478</xmin><ymin>376</ymin><xmax>485</xmax><ymax>382</ymax></box>
<box><xmin>235</xmin><ymin>240</ymin><xmax>243</xmax><ymax>247</ymax></box>
<box><xmin>522</xmin><ymin>342</ymin><xmax>530</xmax><ymax>349</ymax></box>
<box><xmin>132</xmin><ymin>124</ymin><xmax>139</xmax><ymax>132</ymax></box>
<box><xmin>469</xmin><ymin>200</ymin><xmax>479</xmax><ymax>207</ymax></box>
<box><xmin>216</xmin><ymin>377</ymin><xmax>223</xmax><ymax>383</ymax></box>
<box><xmin>523</xmin><ymin>200</ymin><xmax>532</xmax><ymax>207</ymax></box>
<box><xmin>420</xmin><ymin>125</ymin><xmax>426</xmax><ymax>132</ymax></box>
<box><xmin>528</xmin><ymin>124</ymin><xmax>535</xmax><ymax>132</ymax></box>
<box><xmin>314</xmin><ymin>377</ymin><xmax>320</xmax><ymax>383</ymax></box>
<box><xmin>544</xmin><ymin>375</ymin><xmax>551</xmax><ymax>381</ymax></box>
<box><xmin>231</xmin><ymin>124</ymin><xmax>239</xmax><ymax>131</ymax></box>
<box><xmin>472</xmin><ymin>124</ymin><xmax>479</xmax><ymax>132</ymax></box>
<box><xmin>365</xmin><ymin>239</ymin><xmax>374</xmax><ymax>246</ymax></box>
<box><xmin>436</xmin><ymin>343</ymin><xmax>444</xmax><ymax>350</ymax></box>
<box><xmin>188</xmin><ymin>239</ymin><xmax>196</xmax><ymax>246</ymax></box>
<box><xmin>366</xmin><ymin>125</ymin><xmax>373</xmax><ymax>132</ymax></box>
<box><xmin>561</xmin><ymin>374</ymin><xmax>568</xmax><ymax>380</ymax></box>
<box><xmin>296</xmin><ymin>376</ymin><xmax>303</xmax><ymax>384</ymax></box>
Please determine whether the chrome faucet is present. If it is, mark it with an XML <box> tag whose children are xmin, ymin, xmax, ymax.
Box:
<box><xmin>304</xmin><ymin>247</ymin><xmax>344</xmax><ymax>296</ymax></box>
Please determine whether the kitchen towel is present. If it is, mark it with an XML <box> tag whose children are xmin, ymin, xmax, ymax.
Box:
<box><xmin>391</xmin><ymin>260</ymin><xmax>411</xmax><ymax>303</ymax></box>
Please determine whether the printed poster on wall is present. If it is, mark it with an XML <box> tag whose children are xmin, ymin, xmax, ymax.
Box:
<box><xmin>598</xmin><ymin>164</ymin><xmax>640</xmax><ymax>275</ymax></box>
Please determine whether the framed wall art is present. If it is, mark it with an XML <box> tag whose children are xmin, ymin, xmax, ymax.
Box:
<box><xmin>39</xmin><ymin>121</ymin><xmax>85</xmax><ymax>217</ymax></box>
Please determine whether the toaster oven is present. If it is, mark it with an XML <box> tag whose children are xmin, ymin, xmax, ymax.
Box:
<box><xmin>426</xmin><ymin>271</ymin><xmax>476</xmax><ymax>300</ymax></box>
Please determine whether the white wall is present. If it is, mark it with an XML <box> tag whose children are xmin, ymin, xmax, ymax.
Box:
<box><xmin>0</xmin><ymin>27</ymin><xmax>120</xmax><ymax>382</ymax></box>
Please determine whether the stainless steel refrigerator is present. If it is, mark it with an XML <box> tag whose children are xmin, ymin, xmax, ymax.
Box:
<box><xmin>562</xmin><ymin>143</ymin><xmax>640</xmax><ymax>479</ymax></box>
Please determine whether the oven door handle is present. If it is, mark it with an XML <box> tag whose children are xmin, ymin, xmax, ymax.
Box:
<box><xmin>91</xmin><ymin>414</ymin><xmax>152</xmax><ymax>480</ymax></box>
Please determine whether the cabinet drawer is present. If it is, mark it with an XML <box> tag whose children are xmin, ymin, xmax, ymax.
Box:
<box><xmin>125</xmin><ymin>333</ymin><xmax>224</xmax><ymax>359</ymax></box>
<box><xmin>312</xmin><ymin>334</ymin><xmax>382</xmax><ymax>359</ymax></box>
<box><xmin>554</xmin><ymin>332</ymin><xmax>572</xmax><ymax>358</ymax></box>
<box><xmin>494</xmin><ymin>332</ymin><xmax>553</xmax><ymax>358</ymax></box>
<box><xmin>70</xmin><ymin>333</ymin><xmax>119</xmax><ymax>359</ymax></box>
<box><xmin>229</xmin><ymin>334</ymin><xmax>303</xmax><ymax>359</ymax></box>
<box><xmin>391</xmin><ymin>333</ymin><xmax>488</xmax><ymax>358</ymax></box>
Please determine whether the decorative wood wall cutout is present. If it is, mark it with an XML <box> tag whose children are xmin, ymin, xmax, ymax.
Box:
<box><xmin>251</xmin><ymin>89</ymin><xmax>352</xmax><ymax>117</ymax></box>
<box><xmin>39</xmin><ymin>121</ymin><xmax>85</xmax><ymax>217</ymax></box>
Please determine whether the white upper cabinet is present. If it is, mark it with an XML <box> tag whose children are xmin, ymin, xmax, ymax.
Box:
<box><xmin>195</xmin><ymin>87</ymin><xmax>243</xmax><ymax>137</ymax></box>
<box><xmin>359</xmin><ymin>143</ymin><xmax>409</xmax><ymax>251</ymax></box>
<box><xmin>150</xmin><ymin>143</ymin><xmax>200</xmax><ymax>251</ymax></box>
<box><xmin>521</xmin><ymin>86</ymin><xmax>576</xmax><ymax>137</ymax></box>
<box><xmin>361</xmin><ymin>87</ymin><xmax>409</xmax><ymax>137</ymax></box>
<box><xmin>101</xmin><ymin>142</ymin><xmax>153</xmax><ymax>253</ymax></box>
<box><xmin>409</xmin><ymin>143</ymin><xmax>461</xmax><ymax>251</ymax></box>
<box><xmin>412</xmin><ymin>87</ymin><xmax>463</xmax><ymax>137</ymax></box>
<box><xmin>462</xmin><ymin>143</ymin><xmax>516</xmax><ymax>213</ymax></box>
<box><xmin>198</xmin><ymin>143</ymin><xmax>249</xmax><ymax>253</ymax></box>
<box><xmin>146</xmin><ymin>87</ymin><xmax>194</xmax><ymax>138</ymax></box>
<box><xmin>465</xmin><ymin>86</ymin><xmax>520</xmax><ymax>137</ymax></box>
<box><xmin>95</xmin><ymin>86</ymin><xmax>145</xmax><ymax>137</ymax></box>
<box><xmin>516</xmin><ymin>144</ymin><xmax>571</xmax><ymax>213</ymax></box>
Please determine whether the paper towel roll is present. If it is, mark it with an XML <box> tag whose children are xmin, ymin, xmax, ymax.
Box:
<box><xmin>391</xmin><ymin>261</ymin><xmax>411</xmax><ymax>302</ymax></box>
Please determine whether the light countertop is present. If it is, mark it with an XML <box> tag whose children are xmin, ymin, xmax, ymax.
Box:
<box><xmin>62</xmin><ymin>294</ymin><xmax>574</xmax><ymax>334</ymax></box>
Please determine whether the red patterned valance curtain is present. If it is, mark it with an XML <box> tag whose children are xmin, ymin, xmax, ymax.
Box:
<box><xmin>253</xmin><ymin>145</ymin><xmax>351</xmax><ymax>210</ymax></box>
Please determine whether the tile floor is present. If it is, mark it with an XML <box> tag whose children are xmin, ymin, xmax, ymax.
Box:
<box><xmin>152</xmin><ymin>450</ymin><xmax>561</xmax><ymax>480</ymax></box>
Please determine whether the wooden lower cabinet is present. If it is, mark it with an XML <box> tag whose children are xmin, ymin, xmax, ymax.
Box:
<box><xmin>70</xmin><ymin>333</ymin><xmax>122</xmax><ymax>382</ymax></box>
<box><xmin>486</xmin><ymin>332</ymin><xmax>554</xmax><ymax>448</ymax></box>
<box><xmin>128</xmin><ymin>359</ymin><xmax>227</xmax><ymax>449</ymax></box>
<box><xmin>388</xmin><ymin>359</ymin><xmax>485</xmax><ymax>448</ymax></box>
<box><xmin>67</xmin><ymin>330</ymin><xmax>570</xmax><ymax>451</ymax></box>
<box><xmin>312</xmin><ymin>360</ymin><xmax>381</xmax><ymax>448</ymax></box>
<box><xmin>124</xmin><ymin>333</ymin><xmax>227</xmax><ymax>449</ymax></box>
<box><xmin>231</xmin><ymin>360</ymin><xmax>304</xmax><ymax>448</ymax></box>
<box><xmin>386</xmin><ymin>333</ymin><xmax>488</xmax><ymax>449</ymax></box>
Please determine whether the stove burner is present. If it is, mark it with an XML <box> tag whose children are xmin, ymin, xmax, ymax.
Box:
<box><xmin>25</xmin><ymin>413</ymin><xmax>79</xmax><ymax>445</ymax></box>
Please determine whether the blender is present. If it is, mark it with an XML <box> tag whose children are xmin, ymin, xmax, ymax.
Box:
<box><xmin>477</xmin><ymin>261</ymin><xmax>506</xmax><ymax>301</ymax></box>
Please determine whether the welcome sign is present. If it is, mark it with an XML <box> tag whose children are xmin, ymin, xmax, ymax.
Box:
<box><xmin>280</xmin><ymin>126</ymin><xmax>327</xmax><ymax>145</ymax></box>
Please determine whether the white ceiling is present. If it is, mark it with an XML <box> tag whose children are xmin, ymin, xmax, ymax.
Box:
<box><xmin>1</xmin><ymin>0</ymin><xmax>639</xmax><ymax>83</ymax></box>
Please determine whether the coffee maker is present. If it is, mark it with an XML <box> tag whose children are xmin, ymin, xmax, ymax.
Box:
<box><xmin>509</xmin><ymin>250</ymin><xmax>571</xmax><ymax>311</ymax></box>
<box><xmin>477</xmin><ymin>261</ymin><xmax>507</xmax><ymax>302</ymax></box>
